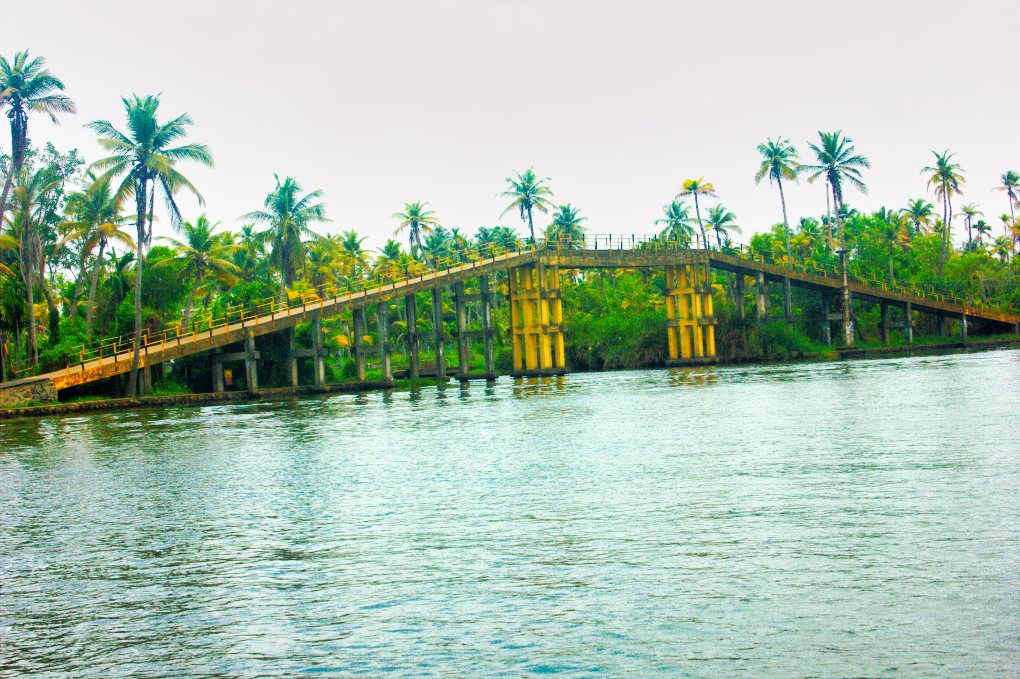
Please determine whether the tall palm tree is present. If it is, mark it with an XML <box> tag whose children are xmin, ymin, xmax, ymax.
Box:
<box><xmin>704</xmin><ymin>204</ymin><xmax>739</xmax><ymax>249</ymax></box>
<box><xmin>996</xmin><ymin>170</ymin><xmax>1019</xmax><ymax>238</ymax></box>
<box><xmin>392</xmin><ymin>201</ymin><xmax>439</xmax><ymax>258</ymax></box>
<box><xmin>156</xmin><ymin>216</ymin><xmax>240</xmax><ymax>327</ymax></box>
<box><xmin>803</xmin><ymin>130</ymin><xmax>870</xmax><ymax>346</ymax></box>
<box><xmin>233</xmin><ymin>224</ymin><xmax>266</xmax><ymax>281</ymax></box>
<box><xmin>655</xmin><ymin>200</ymin><xmax>695</xmax><ymax>247</ymax></box>
<box><xmin>87</xmin><ymin>94</ymin><xmax>212</xmax><ymax>396</ymax></box>
<box><xmin>61</xmin><ymin>175</ymin><xmax>133</xmax><ymax>339</ymax></box>
<box><xmin>676</xmin><ymin>178</ymin><xmax>717</xmax><ymax>249</ymax></box>
<box><xmin>992</xmin><ymin>235</ymin><xmax>1011</xmax><ymax>263</ymax></box>
<box><xmin>545</xmin><ymin>204</ymin><xmax>587</xmax><ymax>248</ymax></box>
<box><xmin>973</xmin><ymin>219</ymin><xmax>991</xmax><ymax>244</ymax></box>
<box><xmin>339</xmin><ymin>229</ymin><xmax>370</xmax><ymax>277</ymax></box>
<box><xmin>242</xmin><ymin>174</ymin><xmax>327</xmax><ymax>302</ymax></box>
<box><xmin>903</xmin><ymin>198</ymin><xmax>935</xmax><ymax>235</ymax></box>
<box><xmin>957</xmin><ymin>203</ymin><xmax>982</xmax><ymax>245</ymax></box>
<box><xmin>500</xmin><ymin>168</ymin><xmax>554</xmax><ymax>244</ymax></box>
<box><xmin>0</xmin><ymin>50</ymin><xmax>76</xmax><ymax>226</ymax></box>
<box><xmin>4</xmin><ymin>168</ymin><xmax>60</xmax><ymax>365</ymax></box>
<box><xmin>922</xmin><ymin>150</ymin><xmax>965</xmax><ymax>275</ymax></box>
<box><xmin>754</xmin><ymin>137</ymin><xmax>801</xmax><ymax>319</ymax></box>
<box><xmin>879</xmin><ymin>209</ymin><xmax>911</xmax><ymax>284</ymax></box>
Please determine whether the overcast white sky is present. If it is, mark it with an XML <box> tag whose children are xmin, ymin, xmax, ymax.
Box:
<box><xmin>4</xmin><ymin>0</ymin><xmax>1019</xmax><ymax>249</ymax></box>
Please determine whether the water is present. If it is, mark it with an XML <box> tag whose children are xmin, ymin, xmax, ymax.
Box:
<box><xmin>2</xmin><ymin>350</ymin><xmax>1018</xmax><ymax>677</ymax></box>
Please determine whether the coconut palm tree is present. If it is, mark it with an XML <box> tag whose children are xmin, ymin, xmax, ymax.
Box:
<box><xmin>156</xmin><ymin>216</ymin><xmax>240</xmax><ymax>327</ymax></box>
<box><xmin>992</xmin><ymin>236</ymin><xmax>1011</xmax><ymax>263</ymax></box>
<box><xmin>879</xmin><ymin>209</ymin><xmax>911</xmax><ymax>284</ymax></box>
<box><xmin>996</xmin><ymin>170</ymin><xmax>1019</xmax><ymax>235</ymax></box>
<box><xmin>545</xmin><ymin>204</ymin><xmax>587</xmax><ymax>247</ymax></box>
<box><xmin>339</xmin><ymin>229</ymin><xmax>370</xmax><ymax>277</ymax></box>
<box><xmin>704</xmin><ymin>204</ymin><xmax>740</xmax><ymax>250</ymax></box>
<box><xmin>957</xmin><ymin>203</ymin><xmax>982</xmax><ymax>244</ymax></box>
<box><xmin>922</xmin><ymin>150</ymin><xmax>965</xmax><ymax>275</ymax></box>
<box><xmin>0</xmin><ymin>50</ymin><xmax>76</xmax><ymax>226</ymax></box>
<box><xmin>655</xmin><ymin>200</ymin><xmax>695</xmax><ymax>247</ymax></box>
<box><xmin>3</xmin><ymin>167</ymin><xmax>60</xmax><ymax>365</ymax></box>
<box><xmin>754</xmin><ymin>137</ymin><xmax>801</xmax><ymax>318</ymax></box>
<box><xmin>500</xmin><ymin>169</ymin><xmax>554</xmax><ymax>244</ymax></box>
<box><xmin>676</xmin><ymin>178</ymin><xmax>717</xmax><ymax>249</ymax></box>
<box><xmin>392</xmin><ymin>201</ymin><xmax>439</xmax><ymax>258</ymax></box>
<box><xmin>60</xmin><ymin>175</ymin><xmax>133</xmax><ymax>339</ymax></box>
<box><xmin>973</xmin><ymin>219</ymin><xmax>992</xmax><ymax>244</ymax></box>
<box><xmin>87</xmin><ymin>94</ymin><xmax>212</xmax><ymax>396</ymax></box>
<box><xmin>903</xmin><ymin>198</ymin><xmax>935</xmax><ymax>235</ymax></box>
<box><xmin>242</xmin><ymin>174</ymin><xmax>327</xmax><ymax>303</ymax></box>
<box><xmin>233</xmin><ymin>224</ymin><xmax>266</xmax><ymax>282</ymax></box>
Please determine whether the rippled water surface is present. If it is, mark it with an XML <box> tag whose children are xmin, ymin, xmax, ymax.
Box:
<box><xmin>2</xmin><ymin>350</ymin><xmax>1019</xmax><ymax>677</ymax></box>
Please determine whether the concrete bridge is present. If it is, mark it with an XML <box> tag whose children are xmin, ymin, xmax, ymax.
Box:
<box><xmin>2</xmin><ymin>236</ymin><xmax>1017</xmax><ymax>404</ymax></box>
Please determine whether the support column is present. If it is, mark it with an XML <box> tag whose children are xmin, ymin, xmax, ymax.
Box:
<box><xmin>480</xmin><ymin>276</ymin><xmax>495</xmax><ymax>377</ymax></box>
<box><xmin>508</xmin><ymin>261</ymin><xmax>566</xmax><ymax>375</ymax></box>
<box><xmin>938</xmin><ymin>315</ymin><xmax>949</xmax><ymax>337</ymax></box>
<box><xmin>664</xmin><ymin>259</ymin><xmax>716</xmax><ymax>365</ymax></box>
<box><xmin>455</xmin><ymin>282</ymin><xmax>471</xmax><ymax>380</ymax></box>
<box><xmin>353</xmin><ymin>307</ymin><xmax>367</xmax><ymax>382</ymax></box>
<box><xmin>904</xmin><ymin>302</ymin><xmax>914</xmax><ymax>344</ymax></box>
<box><xmin>141</xmin><ymin>365</ymin><xmax>153</xmax><ymax>396</ymax></box>
<box><xmin>405</xmin><ymin>294</ymin><xmax>420</xmax><ymax>380</ymax></box>
<box><xmin>312</xmin><ymin>318</ymin><xmax>326</xmax><ymax>386</ymax></box>
<box><xmin>287</xmin><ymin>327</ymin><xmax>299</xmax><ymax>387</ymax></box>
<box><xmin>432</xmin><ymin>287</ymin><xmax>446</xmax><ymax>379</ymax></box>
<box><xmin>756</xmin><ymin>272</ymin><xmax>768</xmax><ymax>321</ymax></box>
<box><xmin>839</xmin><ymin>248</ymin><xmax>854</xmax><ymax>347</ymax></box>
<box><xmin>734</xmin><ymin>274</ymin><xmax>745</xmax><ymax>321</ymax></box>
<box><xmin>244</xmin><ymin>328</ymin><xmax>258</xmax><ymax>392</ymax></box>
<box><xmin>821</xmin><ymin>293</ymin><xmax>832</xmax><ymax>345</ymax></box>
<box><xmin>213</xmin><ymin>350</ymin><xmax>225</xmax><ymax>393</ymax></box>
<box><xmin>377</xmin><ymin>301</ymin><xmax>392</xmax><ymax>382</ymax></box>
<box><xmin>959</xmin><ymin>313</ymin><xmax>968</xmax><ymax>342</ymax></box>
<box><xmin>880</xmin><ymin>301</ymin><xmax>890</xmax><ymax>344</ymax></box>
<box><xmin>782</xmin><ymin>276</ymin><xmax>793</xmax><ymax>322</ymax></box>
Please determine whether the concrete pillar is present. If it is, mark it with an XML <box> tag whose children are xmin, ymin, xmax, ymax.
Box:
<box><xmin>405</xmin><ymin>294</ymin><xmax>420</xmax><ymax>380</ymax></box>
<box><xmin>756</xmin><ymin>272</ymin><xmax>767</xmax><ymax>321</ymax></box>
<box><xmin>938</xmin><ymin>315</ymin><xmax>949</xmax><ymax>337</ymax></box>
<box><xmin>480</xmin><ymin>276</ymin><xmax>495</xmax><ymax>377</ymax></box>
<box><xmin>455</xmin><ymin>282</ymin><xmax>470</xmax><ymax>380</ymax></box>
<box><xmin>880</xmin><ymin>301</ymin><xmax>890</xmax><ymax>344</ymax></box>
<box><xmin>287</xmin><ymin>327</ymin><xmax>299</xmax><ymax>387</ymax></box>
<box><xmin>782</xmin><ymin>276</ymin><xmax>793</xmax><ymax>322</ymax></box>
<box><xmin>377</xmin><ymin>301</ymin><xmax>392</xmax><ymax>382</ymax></box>
<box><xmin>141</xmin><ymin>364</ymin><xmax>152</xmax><ymax>396</ymax></box>
<box><xmin>734</xmin><ymin>274</ymin><xmax>745</xmax><ymax>321</ymax></box>
<box><xmin>213</xmin><ymin>350</ymin><xmax>224</xmax><ymax>393</ymax></box>
<box><xmin>432</xmin><ymin>286</ymin><xmax>446</xmax><ymax>379</ymax></box>
<box><xmin>353</xmin><ymin>307</ymin><xmax>367</xmax><ymax>382</ymax></box>
<box><xmin>959</xmin><ymin>313</ymin><xmax>968</xmax><ymax>342</ymax></box>
<box><xmin>312</xmin><ymin>318</ymin><xmax>326</xmax><ymax>386</ymax></box>
<box><xmin>904</xmin><ymin>302</ymin><xmax>914</xmax><ymax>344</ymax></box>
<box><xmin>244</xmin><ymin>329</ymin><xmax>258</xmax><ymax>392</ymax></box>
<box><xmin>821</xmin><ymin>293</ymin><xmax>832</xmax><ymax>345</ymax></box>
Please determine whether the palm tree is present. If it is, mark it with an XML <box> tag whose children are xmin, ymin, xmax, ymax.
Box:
<box><xmin>973</xmin><ymin>219</ymin><xmax>991</xmax><ymax>244</ymax></box>
<box><xmin>545</xmin><ymin>204</ymin><xmax>587</xmax><ymax>247</ymax></box>
<box><xmin>957</xmin><ymin>203</ymin><xmax>982</xmax><ymax>244</ymax></box>
<box><xmin>879</xmin><ymin>209</ymin><xmax>911</xmax><ymax>284</ymax></box>
<box><xmin>676</xmin><ymin>178</ymin><xmax>717</xmax><ymax>248</ymax></box>
<box><xmin>655</xmin><ymin>200</ymin><xmax>695</xmax><ymax>247</ymax></box>
<box><xmin>704</xmin><ymin>204</ymin><xmax>739</xmax><ymax>249</ymax></box>
<box><xmin>242</xmin><ymin>174</ymin><xmax>327</xmax><ymax>303</ymax></box>
<box><xmin>996</xmin><ymin>170</ymin><xmax>1019</xmax><ymax>237</ymax></box>
<box><xmin>61</xmin><ymin>175</ymin><xmax>133</xmax><ymax>339</ymax></box>
<box><xmin>392</xmin><ymin>201</ymin><xmax>439</xmax><ymax>258</ymax></box>
<box><xmin>0</xmin><ymin>50</ymin><xmax>76</xmax><ymax>226</ymax></box>
<box><xmin>992</xmin><ymin>236</ymin><xmax>1011</xmax><ymax>263</ymax></box>
<box><xmin>755</xmin><ymin>136</ymin><xmax>801</xmax><ymax>255</ymax></box>
<box><xmin>87</xmin><ymin>94</ymin><xmax>212</xmax><ymax>396</ymax></box>
<box><xmin>903</xmin><ymin>198</ymin><xmax>935</xmax><ymax>235</ymax></box>
<box><xmin>156</xmin><ymin>216</ymin><xmax>240</xmax><ymax>327</ymax></box>
<box><xmin>500</xmin><ymin>168</ymin><xmax>554</xmax><ymax>244</ymax></box>
<box><xmin>803</xmin><ymin>130</ymin><xmax>870</xmax><ymax>346</ymax></box>
<box><xmin>338</xmin><ymin>229</ymin><xmax>370</xmax><ymax>277</ymax></box>
<box><xmin>3</xmin><ymin>167</ymin><xmax>60</xmax><ymax>365</ymax></box>
<box><xmin>233</xmin><ymin>224</ymin><xmax>265</xmax><ymax>281</ymax></box>
<box><xmin>922</xmin><ymin>150</ymin><xmax>965</xmax><ymax>275</ymax></box>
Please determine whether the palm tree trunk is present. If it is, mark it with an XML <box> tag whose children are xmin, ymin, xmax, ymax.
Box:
<box><xmin>85</xmin><ymin>241</ymin><xmax>106</xmax><ymax>341</ymax></box>
<box><xmin>23</xmin><ymin>265</ymin><xmax>37</xmax><ymax>366</ymax></box>
<box><xmin>778</xmin><ymin>177</ymin><xmax>793</xmax><ymax>322</ymax></box>
<box><xmin>527</xmin><ymin>209</ymin><xmax>535</xmax><ymax>244</ymax></box>
<box><xmin>181</xmin><ymin>278</ymin><xmax>201</xmax><ymax>328</ymax></box>
<box><xmin>938</xmin><ymin>192</ymin><xmax>948</xmax><ymax>276</ymax></box>
<box><xmin>0</xmin><ymin>170</ymin><xmax>13</xmax><ymax>233</ymax></box>
<box><xmin>39</xmin><ymin>275</ymin><xmax>59</xmax><ymax>344</ymax></box>
<box><xmin>693</xmin><ymin>195</ymin><xmax>706</xmax><ymax>249</ymax></box>
<box><xmin>127</xmin><ymin>183</ymin><xmax>148</xmax><ymax>397</ymax></box>
<box><xmin>889</xmin><ymin>241</ymin><xmax>895</xmax><ymax>285</ymax></box>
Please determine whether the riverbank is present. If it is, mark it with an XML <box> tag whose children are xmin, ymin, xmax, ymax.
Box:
<box><xmin>2</xmin><ymin>337</ymin><xmax>1017</xmax><ymax>421</ymax></box>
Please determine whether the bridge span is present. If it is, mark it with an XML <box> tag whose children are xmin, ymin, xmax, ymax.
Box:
<box><xmin>1</xmin><ymin>237</ymin><xmax>1017</xmax><ymax>404</ymax></box>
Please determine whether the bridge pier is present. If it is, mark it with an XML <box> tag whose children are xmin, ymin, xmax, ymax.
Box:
<box><xmin>353</xmin><ymin>307</ymin><xmax>367</xmax><ymax>382</ymax></box>
<box><xmin>510</xmin><ymin>262</ymin><xmax>566</xmax><ymax>376</ymax></box>
<box><xmin>244</xmin><ymin>329</ymin><xmax>258</xmax><ymax>392</ymax></box>
<box><xmin>905</xmin><ymin>302</ymin><xmax>914</xmax><ymax>344</ymax></box>
<box><xmin>782</xmin><ymin>276</ymin><xmax>793</xmax><ymax>322</ymax></box>
<box><xmin>821</xmin><ymin>293</ymin><xmax>832</xmax><ymax>345</ymax></box>
<box><xmin>959</xmin><ymin>313</ymin><xmax>968</xmax><ymax>342</ymax></box>
<box><xmin>734</xmin><ymin>274</ymin><xmax>745</xmax><ymax>321</ymax></box>
<box><xmin>287</xmin><ymin>328</ymin><xmax>299</xmax><ymax>387</ymax></box>
<box><xmin>755</xmin><ymin>272</ymin><xmax>768</xmax><ymax>321</ymax></box>
<box><xmin>377</xmin><ymin>302</ymin><xmax>392</xmax><ymax>383</ymax></box>
<box><xmin>480</xmin><ymin>276</ymin><xmax>495</xmax><ymax>377</ymax></box>
<box><xmin>213</xmin><ymin>349</ymin><xmax>225</xmax><ymax>393</ymax></box>
<box><xmin>312</xmin><ymin>318</ymin><xmax>326</xmax><ymax>386</ymax></box>
<box><xmin>405</xmin><ymin>294</ymin><xmax>420</xmax><ymax>379</ymax></box>
<box><xmin>665</xmin><ymin>261</ymin><xmax>716</xmax><ymax>365</ymax></box>
<box><xmin>938</xmin><ymin>315</ymin><xmax>949</xmax><ymax>337</ymax></box>
<box><xmin>141</xmin><ymin>364</ymin><xmax>153</xmax><ymax>396</ymax></box>
<box><xmin>432</xmin><ymin>287</ymin><xmax>447</xmax><ymax>379</ymax></box>
<box><xmin>455</xmin><ymin>282</ymin><xmax>471</xmax><ymax>380</ymax></box>
<box><xmin>880</xmin><ymin>301</ymin><xmax>890</xmax><ymax>344</ymax></box>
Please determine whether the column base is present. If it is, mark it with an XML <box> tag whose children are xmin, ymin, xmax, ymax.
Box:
<box><xmin>512</xmin><ymin>368</ymin><xmax>567</xmax><ymax>378</ymax></box>
<box><xmin>666</xmin><ymin>357</ymin><xmax>718</xmax><ymax>367</ymax></box>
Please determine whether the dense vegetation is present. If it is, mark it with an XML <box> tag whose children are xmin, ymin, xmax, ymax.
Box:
<box><xmin>1</xmin><ymin>50</ymin><xmax>1018</xmax><ymax>395</ymax></box>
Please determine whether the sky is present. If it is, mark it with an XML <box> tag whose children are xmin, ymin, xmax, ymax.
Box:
<box><xmin>3</xmin><ymin>0</ymin><xmax>1019</xmax><ymax>249</ymax></box>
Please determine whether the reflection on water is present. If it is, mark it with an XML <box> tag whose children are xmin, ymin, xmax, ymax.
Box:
<box><xmin>2</xmin><ymin>350</ymin><xmax>1019</xmax><ymax>676</ymax></box>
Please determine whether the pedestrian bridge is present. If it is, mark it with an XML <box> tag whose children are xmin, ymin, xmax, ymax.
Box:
<box><xmin>2</xmin><ymin>236</ymin><xmax>1018</xmax><ymax>403</ymax></box>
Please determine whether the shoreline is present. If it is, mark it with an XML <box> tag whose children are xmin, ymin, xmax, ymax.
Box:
<box><xmin>2</xmin><ymin>338</ymin><xmax>1017</xmax><ymax>422</ymax></box>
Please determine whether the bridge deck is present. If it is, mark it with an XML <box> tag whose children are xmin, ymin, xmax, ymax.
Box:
<box><xmin>6</xmin><ymin>246</ymin><xmax>1019</xmax><ymax>393</ymax></box>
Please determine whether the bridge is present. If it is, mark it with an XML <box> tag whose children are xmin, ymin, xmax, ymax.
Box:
<box><xmin>2</xmin><ymin>235</ymin><xmax>1018</xmax><ymax>404</ymax></box>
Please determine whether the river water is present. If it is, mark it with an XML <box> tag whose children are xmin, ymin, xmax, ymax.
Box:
<box><xmin>1</xmin><ymin>350</ymin><xmax>1018</xmax><ymax>677</ymax></box>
